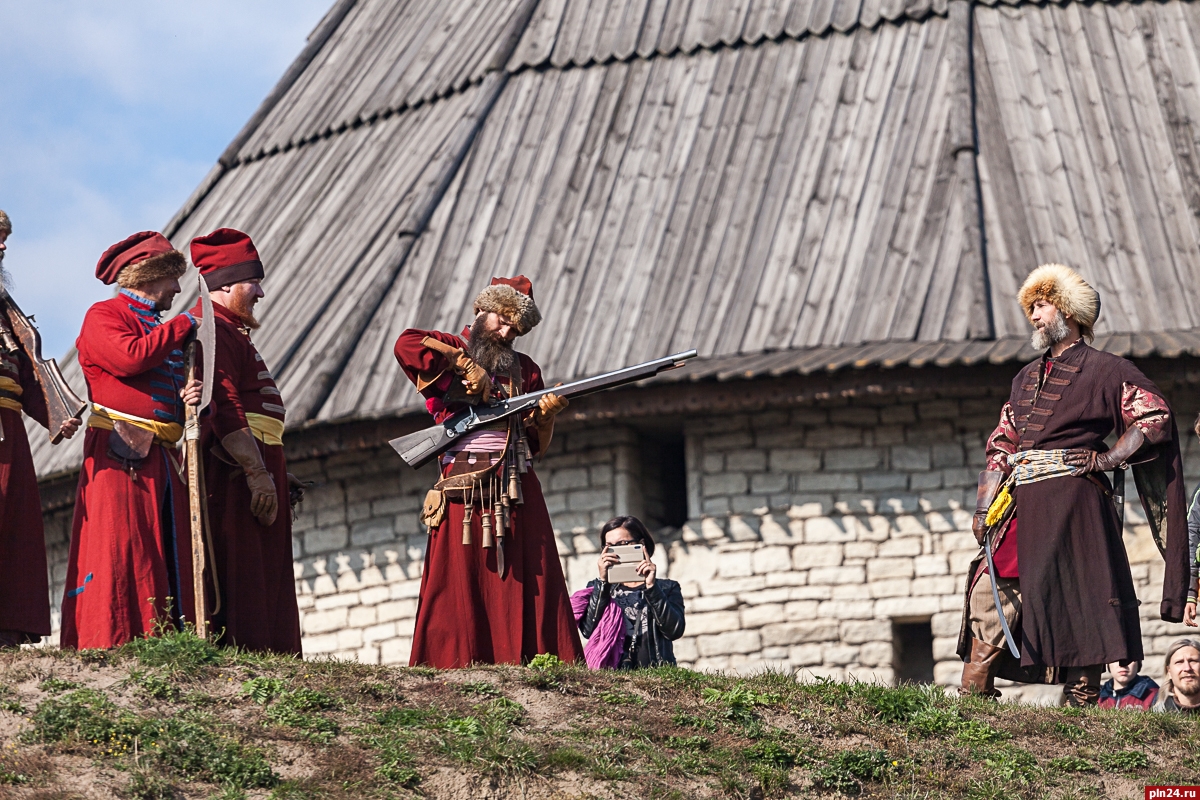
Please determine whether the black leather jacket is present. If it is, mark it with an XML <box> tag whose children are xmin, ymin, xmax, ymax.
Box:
<box><xmin>578</xmin><ymin>578</ymin><xmax>685</xmax><ymax>667</ymax></box>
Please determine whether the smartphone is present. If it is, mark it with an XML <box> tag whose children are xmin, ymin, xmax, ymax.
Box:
<box><xmin>606</xmin><ymin>543</ymin><xmax>644</xmax><ymax>584</ymax></box>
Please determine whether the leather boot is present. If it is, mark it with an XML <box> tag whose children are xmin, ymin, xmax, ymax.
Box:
<box><xmin>959</xmin><ymin>637</ymin><xmax>1005</xmax><ymax>698</ymax></box>
<box><xmin>1062</xmin><ymin>666</ymin><xmax>1103</xmax><ymax>707</ymax></box>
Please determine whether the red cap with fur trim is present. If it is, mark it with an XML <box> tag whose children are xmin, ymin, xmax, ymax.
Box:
<box><xmin>191</xmin><ymin>228</ymin><xmax>265</xmax><ymax>290</ymax></box>
<box><xmin>474</xmin><ymin>275</ymin><xmax>541</xmax><ymax>335</ymax></box>
<box><xmin>96</xmin><ymin>231</ymin><xmax>187</xmax><ymax>288</ymax></box>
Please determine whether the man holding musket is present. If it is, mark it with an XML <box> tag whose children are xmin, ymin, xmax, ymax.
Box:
<box><xmin>61</xmin><ymin>231</ymin><xmax>201</xmax><ymax>649</ymax></box>
<box><xmin>958</xmin><ymin>264</ymin><xmax>1189</xmax><ymax>705</ymax></box>
<box><xmin>394</xmin><ymin>276</ymin><xmax>584</xmax><ymax>667</ymax></box>
<box><xmin>189</xmin><ymin>227</ymin><xmax>301</xmax><ymax>655</ymax></box>
<box><xmin>0</xmin><ymin>210</ymin><xmax>80</xmax><ymax>647</ymax></box>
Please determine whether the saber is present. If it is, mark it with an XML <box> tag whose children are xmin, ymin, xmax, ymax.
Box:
<box><xmin>984</xmin><ymin>528</ymin><xmax>1020</xmax><ymax>659</ymax></box>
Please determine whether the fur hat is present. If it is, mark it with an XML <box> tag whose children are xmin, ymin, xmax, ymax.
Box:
<box><xmin>474</xmin><ymin>275</ymin><xmax>541</xmax><ymax>335</ymax></box>
<box><xmin>0</xmin><ymin>210</ymin><xmax>10</xmax><ymax>237</ymax></box>
<box><xmin>1017</xmin><ymin>263</ymin><xmax>1101</xmax><ymax>340</ymax></box>
<box><xmin>96</xmin><ymin>231</ymin><xmax>187</xmax><ymax>288</ymax></box>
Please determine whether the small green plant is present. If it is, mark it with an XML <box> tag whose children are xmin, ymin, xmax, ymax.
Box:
<box><xmin>1055</xmin><ymin>720</ymin><xmax>1087</xmax><ymax>741</ymax></box>
<box><xmin>1048</xmin><ymin>755</ymin><xmax>1094</xmax><ymax>772</ymax></box>
<box><xmin>860</xmin><ymin>684</ymin><xmax>928</xmax><ymax>723</ymax></box>
<box><xmin>132</xmin><ymin>671</ymin><xmax>180</xmax><ymax>701</ymax></box>
<box><xmin>982</xmin><ymin>746</ymin><xmax>1040</xmax><ymax>785</ymax></box>
<box><xmin>126</xmin><ymin>769</ymin><xmax>175</xmax><ymax>800</ymax></box>
<box><xmin>599</xmin><ymin>688</ymin><xmax>647</xmax><ymax>706</ymax></box>
<box><xmin>672</xmin><ymin>710</ymin><xmax>718</xmax><ymax>732</ymax></box>
<box><xmin>458</xmin><ymin>681</ymin><xmax>500</xmax><ymax>697</ymax></box>
<box><xmin>0</xmin><ymin>690</ymin><xmax>24</xmax><ymax>714</ymax></box>
<box><xmin>525</xmin><ymin>653</ymin><xmax>570</xmax><ymax>690</ymax></box>
<box><xmin>122</xmin><ymin>627</ymin><xmax>223</xmax><ymax>673</ymax></box>
<box><xmin>956</xmin><ymin>718</ymin><xmax>1009</xmax><ymax>744</ymax></box>
<box><xmin>263</xmin><ymin>689</ymin><xmax>340</xmax><ymax>743</ymax></box>
<box><xmin>37</xmin><ymin>678</ymin><xmax>81</xmax><ymax>695</ymax></box>
<box><xmin>241</xmin><ymin>677</ymin><xmax>286</xmax><ymax>705</ymax></box>
<box><xmin>1097</xmin><ymin>750</ymin><xmax>1148</xmax><ymax>772</ymax></box>
<box><xmin>812</xmin><ymin>748</ymin><xmax>893</xmax><ymax>794</ymax></box>
<box><xmin>528</xmin><ymin>653</ymin><xmax>563</xmax><ymax>671</ymax></box>
<box><xmin>701</xmin><ymin>683</ymin><xmax>777</xmax><ymax>725</ymax></box>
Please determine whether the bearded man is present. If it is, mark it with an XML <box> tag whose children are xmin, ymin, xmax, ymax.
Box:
<box><xmin>0</xmin><ymin>210</ymin><xmax>80</xmax><ymax>648</ymax></box>
<box><xmin>61</xmin><ymin>231</ymin><xmax>201</xmax><ymax>649</ymax></box>
<box><xmin>957</xmin><ymin>264</ymin><xmax>1189</xmax><ymax>705</ymax></box>
<box><xmin>394</xmin><ymin>276</ymin><xmax>585</xmax><ymax>667</ymax></box>
<box><xmin>189</xmin><ymin>228</ymin><xmax>301</xmax><ymax>655</ymax></box>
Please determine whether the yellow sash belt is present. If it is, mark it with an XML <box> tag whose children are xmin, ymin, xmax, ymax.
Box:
<box><xmin>87</xmin><ymin>403</ymin><xmax>184</xmax><ymax>445</ymax></box>
<box><xmin>0</xmin><ymin>376</ymin><xmax>23</xmax><ymax>412</ymax></box>
<box><xmin>246</xmin><ymin>412</ymin><xmax>284</xmax><ymax>446</ymax></box>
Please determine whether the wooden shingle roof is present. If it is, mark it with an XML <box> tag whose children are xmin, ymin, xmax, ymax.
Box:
<box><xmin>32</xmin><ymin>0</ymin><xmax>1200</xmax><ymax>476</ymax></box>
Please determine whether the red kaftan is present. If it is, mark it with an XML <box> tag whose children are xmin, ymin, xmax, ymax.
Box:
<box><xmin>394</xmin><ymin>328</ymin><xmax>584</xmax><ymax>668</ymax></box>
<box><xmin>193</xmin><ymin>301</ymin><xmax>301</xmax><ymax>655</ymax></box>
<box><xmin>60</xmin><ymin>291</ymin><xmax>195</xmax><ymax>649</ymax></box>
<box><xmin>0</xmin><ymin>348</ymin><xmax>53</xmax><ymax>642</ymax></box>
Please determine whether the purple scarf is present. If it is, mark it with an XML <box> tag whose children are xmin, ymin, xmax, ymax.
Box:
<box><xmin>571</xmin><ymin>587</ymin><xmax>625</xmax><ymax>669</ymax></box>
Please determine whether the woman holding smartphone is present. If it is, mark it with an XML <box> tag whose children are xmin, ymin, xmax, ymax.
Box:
<box><xmin>574</xmin><ymin>516</ymin><xmax>686</xmax><ymax>669</ymax></box>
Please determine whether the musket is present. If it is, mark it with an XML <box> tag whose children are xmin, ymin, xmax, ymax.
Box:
<box><xmin>0</xmin><ymin>288</ymin><xmax>86</xmax><ymax>443</ymax></box>
<box><xmin>185</xmin><ymin>277</ymin><xmax>216</xmax><ymax>637</ymax></box>
<box><xmin>389</xmin><ymin>350</ymin><xmax>698</xmax><ymax>468</ymax></box>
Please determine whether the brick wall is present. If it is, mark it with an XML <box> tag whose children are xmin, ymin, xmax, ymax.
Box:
<box><xmin>37</xmin><ymin>376</ymin><xmax>1200</xmax><ymax>702</ymax></box>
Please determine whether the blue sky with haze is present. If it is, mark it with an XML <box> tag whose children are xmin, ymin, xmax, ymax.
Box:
<box><xmin>1</xmin><ymin>1</ymin><xmax>330</xmax><ymax>356</ymax></box>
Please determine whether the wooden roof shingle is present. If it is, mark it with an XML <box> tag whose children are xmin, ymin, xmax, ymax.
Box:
<box><xmin>31</xmin><ymin>0</ymin><xmax>1200</xmax><ymax>476</ymax></box>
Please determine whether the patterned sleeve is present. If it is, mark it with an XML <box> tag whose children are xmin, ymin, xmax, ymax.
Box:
<box><xmin>1121</xmin><ymin>383</ymin><xmax>1172</xmax><ymax>444</ymax></box>
<box><xmin>984</xmin><ymin>402</ymin><xmax>1019</xmax><ymax>473</ymax></box>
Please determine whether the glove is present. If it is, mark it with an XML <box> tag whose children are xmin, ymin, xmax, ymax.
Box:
<box><xmin>1062</xmin><ymin>426</ymin><xmax>1145</xmax><ymax>474</ymax></box>
<box><xmin>221</xmin><ymin>428</ymin><xmax>278</xmax><ymax>526</ymax></box>
<box><xmin>972</xmin><ymin>471</ymin><xmax>1004</xmax><ymax>545</ymax></box>
<box><xmin>450</xmin><ymin>351</ymin><xmax>493</xmax><ymax>400</ymax></box>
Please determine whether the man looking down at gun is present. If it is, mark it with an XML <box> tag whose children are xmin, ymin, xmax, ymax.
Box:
<box><xmin>188</xmin><ymin>228</ymin><xmax>301</xmax><ymax>655</ymax></box>
<box><xmin>60</xmin><ymin>231</ymin><xmax>202</xmax><ymax>649</ymax></box>
<box><xmin>0</xmin><ymin>210</ymin><xmax>80</xmax><ymax>648</ymax></box>
<box><xmin>394</xmin><ymin>276</ymin><xmax>584</xmax><ymax>668</ymax></box>
<box><xmin>957</xmin><ymin>263</ymin><xmax>1188</xmax><ymax>705</ymax></box>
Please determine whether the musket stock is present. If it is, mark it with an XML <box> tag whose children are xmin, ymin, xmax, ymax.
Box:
<box><xmin>0</xmin><ymin>290</ymin><xmax>86</xmax><ymax>443</ymax></box>
<box><xmin>389</xmin><ymin>350</ymin><xmax>697</xmax><ymax>468</ymax></box>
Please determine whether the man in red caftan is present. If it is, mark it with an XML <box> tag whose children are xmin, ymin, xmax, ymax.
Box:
<box><xmin>959</xmin><ymin>263</ymin><xmax>1189</xmax><ymax>705</ymax></box>
<box><xmin>394</xmin><ymin>276</ymin><xmax>584</xmax><ymax>667</ymax></box>
<box><xmin>189</xmin><ymin>228</ymin><xmax>301</xmax><ymax>655</ymax></box>
<box><xmin>60</xmin><ymin>231</ymin><xmax>201</xmax><ymax>649</ymax></box>
<box><xmin>0</xmin><ymin>210</ymin><xmax>81</xmax><ymax>648</ymax></box>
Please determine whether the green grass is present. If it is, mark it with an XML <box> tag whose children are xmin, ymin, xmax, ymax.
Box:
<box><xmin>3</xmin><ymin>633</ymin><xmax>1200</xmax><ymax>798</ymax></box>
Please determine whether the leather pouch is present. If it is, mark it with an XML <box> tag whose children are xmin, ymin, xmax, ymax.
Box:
<box><xmin>421</xmin><ymin>489</ymin><xmax>447</xmax><ymax>530</ymax></box>
<box><xmin>108</xmin><ymin>420</ymin><xmax>154</xmax><ymax>468</ymax></box>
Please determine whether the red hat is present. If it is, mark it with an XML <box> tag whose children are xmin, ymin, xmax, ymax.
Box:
<box><xmin>96</xmin><ymin>231</ymin><xmax>186</xmax><ymax>287</ymax></box>
<box><xmin>190</xmin><ymin>228</ymin><xmax>265</xmax><ymax>290</ymax></box>
<box><xmin>474</xmin><ymin>275</ymin><xmax>541</xmax><ymax>334</ymax></box>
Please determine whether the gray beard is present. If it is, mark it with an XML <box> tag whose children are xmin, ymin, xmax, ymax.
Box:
<box><xmin>0</xmin><ymin>257</ymin><xmax>11</xmax><ymax>292</ymax></box>
<box><xmin>1031</xmin><ymin>312</ymin><xmax>1070</xmax><ymax>351</ymax></box>
<box><xmin>467</xmin><ymin>315</ymin><xmax>518</xmax><ymax>375</ymax></box>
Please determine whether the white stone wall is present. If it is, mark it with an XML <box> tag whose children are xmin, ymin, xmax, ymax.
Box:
<box><xmin>38</xmin><ymin>388</ymin><xmax>1199</xmax><ymax>700</ymax></box>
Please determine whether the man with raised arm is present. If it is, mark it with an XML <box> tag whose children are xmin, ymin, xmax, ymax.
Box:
<box><xmin>189</xmin><ymin>227</ymin><xmax>301</xmax><ymax>655</ymax></box>
<box><xmin>394</xmin><ymin>276</ymin><xmax>584</xmax><ymax>667</ymax></box>
<box><xmin>957</xmin><ymin>264</ymin><xmax>1189</xmax><ymax>705</ymax></box>
<box><xmin>60</xmin><ymin>231</ymin><xmax>200</xmax><ymax>649</ymax></box>
<box><xmin>0</xmin><ymin>210</ymin><xmax>80</xmax><ymax>648</ymax></box>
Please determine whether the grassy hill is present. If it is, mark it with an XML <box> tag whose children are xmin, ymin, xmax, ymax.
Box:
<box><xmin>0</xmin><ymin>632</ymin><xmax>1197</xmax><ymax>799</ymax></box>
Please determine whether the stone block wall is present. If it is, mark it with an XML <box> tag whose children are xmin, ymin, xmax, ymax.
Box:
<box><xmin>37</xmin><ymin>377</ymin><xmax>1200</xmax><ymax>702</ymax></box>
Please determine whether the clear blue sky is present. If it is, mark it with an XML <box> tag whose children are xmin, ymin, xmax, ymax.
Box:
<box><xmin>1</xmin><ymin>1</ymin><xmax>331</xmax><ymax>357</ymax></box>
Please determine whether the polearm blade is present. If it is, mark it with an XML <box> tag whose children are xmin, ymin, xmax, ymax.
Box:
<box><xmin>187</xmin><ymin>275</ymin><xmax>215</xmax><ymax>636</ymax></box>
<box><xmin>983</xmin><ymin>529</ymin><xmax>1021</xmax><ymax>659</ymax></box>
<box><xmin>199</xmin><ymin>278</ymin><xmax>215</xmax><ymax>411</ymax></box>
